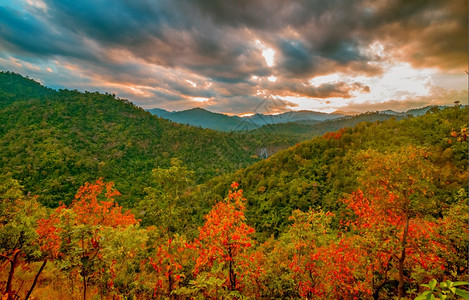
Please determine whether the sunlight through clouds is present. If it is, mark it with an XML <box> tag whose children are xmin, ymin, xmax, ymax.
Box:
<box><xmin>256</xmin><ymin>40</ymin><xmax>276</xmax><ymax>67</ymax></box>
<box><xmin>0</xmin><ymin>0</ymin><xmax>466</xmax><ymax>114</ymax></box>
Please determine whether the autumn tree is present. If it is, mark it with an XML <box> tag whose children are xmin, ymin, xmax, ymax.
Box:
<box><xmin>148</xmin><ymin>233</ymin><xmax>192</xmax><ymax>299</ymax></box>
<box><xmin>435</xmin><ymin>188</ymin><xmax>468</xmax><ymax>281</ymax></box>
<box><xmin>38</xmin><ymin>179</ymin><xmax>138</xmax><ymax>300</ymax></box>
<box><xmin>285</xmin><ymin>208</ymin><xmax>370</xmax><ymax>299</ymax></box>
<box><xmin>347</xmin><ymin>146</ymin><xmax>443</xmax><ymax>299</ymax></box>
<box><xmin>187</xmin><ymin>182</ymin><xmax>256</xmax><ymax>298</ymax></box>
<box><xmin>286</xmin><ymin>209</ymin><xmax>333</xmax><ymax>298</ymax></box>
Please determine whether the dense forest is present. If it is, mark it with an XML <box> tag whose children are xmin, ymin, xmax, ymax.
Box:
<box><xmin>0</xmin><ymin>72</ymin><xmax>263</xmax><ymax>207</ymax></box>
<box><xmin>0</xmin><ymin>72</ymin><xmax>412</xmax><ymax>208</ymax></box>
<box><xmin>1</xmin><ymin>72</ymin><xmax>468</xmax><ymax>299</ymax></box>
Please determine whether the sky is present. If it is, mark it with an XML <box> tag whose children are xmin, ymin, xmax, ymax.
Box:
<box><xmin>0</xmin><ymin>0</ymin><xmax>467</xmax><ymax>114</ymax></box>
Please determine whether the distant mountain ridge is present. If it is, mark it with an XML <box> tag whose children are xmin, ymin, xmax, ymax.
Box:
<box><xmin>147</xmin><ymin>107</ymin><xmax>345</xmax><ymax>131</ymax></box>
<box><xmin>147</xmin><ymin>105</ymin><xmax>445</xmax><ymax>132</ymax></box>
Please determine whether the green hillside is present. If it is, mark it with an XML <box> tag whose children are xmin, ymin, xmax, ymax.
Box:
<box><xmin>188</xmin><ymin>106</ymin><xmax>468</xmax><ymax>239</ymax></box>
<box><xmin>0</xmin><ymin>72</ymin><xmax>260</xmax><ymax>207</ymax></box>
<box><xmin>255</xmin><ymin>111</ymin><xmax>407</xmax><ymax>136</ymax></box>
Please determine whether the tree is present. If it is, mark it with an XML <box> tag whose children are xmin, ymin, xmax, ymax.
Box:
<box><xmin>286</xmin><ymin>209</ymin><xmax>334</xmax><ymax>298</ymax></box>
<box><xmin>285</xmin><ymin>208</ymin><xmax>370</xmax><ymax>299</ymax></box>
<box><xmin>190</xmin><ymin>182</ymin><xmax>256</xmax><ymax>298</ymax></box>
<box><xmin>138</xmin><ymin>159</ymin><xmax>195</xmax><ymax>233</ymax></box>
<box><xmin>435</xmin><ymin>189</ymin><xmax>468</xmax><ymax>281</ymax></box>
<box><xmin>346</xmin><ymin>146</ymin><xmax>443</xmax><ymax>298</ymax></box>
<box><xmin>0</xmin><ymin>175</ymin><xmax>47</xmax><ymax>300</ymax></box>
<box><xmin>148</xmin><ymin>234</ymin><xmax>190</xmax><ymax>299</ymax></box>
<box><xmin>38</xmin><ymin>179</ymin><xmax>138</xmax><ymax>300</ymax></box>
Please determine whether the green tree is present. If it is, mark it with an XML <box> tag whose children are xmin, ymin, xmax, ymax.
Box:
<box><xmin>0</xmin><ymin>175</ymin><xmax>47</xmax><ymax>300</ymax></box>
<box><xmin>138</xmin><ymin>159</ymin><xmax>195</xmax><ymax>233</ymax></box>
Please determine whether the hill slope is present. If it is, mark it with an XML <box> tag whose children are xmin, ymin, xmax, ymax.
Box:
<box><xmin>187</xmin><ymin>106</ymin><xmax>468</xmax><ymax>239</ymax></box>
<box><xmin>0</xmin><ymin>72</ymin><xmax>260</xmax><ymax>206</ymax></box>
<box><xmin>248</xmin><ymin>111</ymin><xmax>407</xmax><ymax>139</ymax></box>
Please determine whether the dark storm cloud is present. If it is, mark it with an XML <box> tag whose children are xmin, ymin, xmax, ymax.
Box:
<box><xmin>0</xmin><ymin>0</ymin><xmax>466</xmax><ymax>113</ymax></box>
<box><xmin>277</xmin><ymin>40</ymin><xmax>315</xmax><ymax>75</ymax></box>
<box><xmin>357</xmin><ymin>0</ymin><xmax>468</xmax><ymax>70</ymax></box>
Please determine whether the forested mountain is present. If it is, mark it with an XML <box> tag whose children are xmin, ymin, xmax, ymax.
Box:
<box><xmin>244</xmin><ymin>110</ymin><xmax>344</xmax><ymax>125</ymax></box>
<box><xmin>0</xmin><ymin>72</ymin><xmax>55</xmax><ymax>108</ymax></box>
<box><xmin>247</xmin><ymin>111</ymin><xmax>408</xmax><ymax>142</ymax></box>
<box><xmin>186</xmin><ymin>106</ymin><xmax>468</xmax><ymax>239</ymax></box>
<box><xmin>0</xmin><ymin>72</ymin><xmax>261</xmax><ymax>206</ymax></box>
<box><xmin>0</xmin><ymin>72</ymin><xmax>407</xmax><ymax>207</ymax></box>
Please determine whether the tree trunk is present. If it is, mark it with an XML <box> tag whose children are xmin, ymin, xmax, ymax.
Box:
<box><xmin>6</xmin><ymin>250</ymin><xmax>20</xmax><ymax>300</ymax></box>
<box><xmin>373</xmin><ymin>280</ymin><xmax>387</xmax><ymax>300</ymax></box>
<box><xmin>83</xmin><ymin>272</ymin><xmax>87</xmax><ymax>300</ymax></box>
<box><xmin>25</xmin><ymin>259</ymin><xmax>47</xmax><ymax>300</ymax></box>
<box><xmin>398</xmin><ymin>216</ymin><xmax>410</xmax><ymax>299</ymax></box>
<box><xmin>228</xmin><ymin>244</ymin><xmax>236</xmax><ymax>291</ymax></box>
<box><xmin>168</xmin><ymin>272</ymin><xmax>173</xmax><ymax>299</ymax></box>
<box><xmin>373</xmin><ymin>262</ymin><xmax>390</xmax><ymax>300</ymax></box>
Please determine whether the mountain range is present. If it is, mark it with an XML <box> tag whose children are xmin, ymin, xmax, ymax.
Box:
<box><xmin>147</xmin><ymin>105</ymin><xmax>441</xmax><ymax>132</ymax></box>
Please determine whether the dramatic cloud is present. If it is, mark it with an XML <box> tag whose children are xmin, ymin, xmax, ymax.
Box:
<box><xmin>0</xmin><ymin>0</ymin><xmax>466</xmax><ymax>113</ymax></box>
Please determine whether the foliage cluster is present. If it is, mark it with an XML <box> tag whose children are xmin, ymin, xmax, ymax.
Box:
<box><xmin>1</xmin><ymin>172</ymin><xmax>467</xmax><ymax>299</ymax></box>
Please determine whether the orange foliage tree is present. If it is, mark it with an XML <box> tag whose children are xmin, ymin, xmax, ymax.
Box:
<box><xmin>148</xmin><ymin>234</ymin><xmax>190</xmax><ymax>299</ymax></box>
<box><xmin>343</xmin><ymin>146</ymin><xmax>444</xmax><ymax>299</ymax></box>
<box><xmin>37</xmin><ymin>178</ymin><xmax>138</xmax><ymax>300</ymax></box>
<box><xmin>287</xmin><ymin>209</ymin><xmax>369</xmax><ymax>299</ymax></box>
<box><xmin>190</xmin><ymin>182</ymin><xmax>257</xmax><ymax>298</ymax></box>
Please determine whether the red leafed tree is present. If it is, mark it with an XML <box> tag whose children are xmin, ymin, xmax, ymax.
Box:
<box><xmin>343</xmin><ymin>190</ymin><xmax>444</xmax><ymax>299</ymax></box>
<box><xmin>37</xmin><ymin>178</ymin><xmax>138</xmax><ymax>300</ymax></box>
<box><xmin>149</xmin><ymin>234</ymin><xmax>188</xmax><ymax>299</ymax></box>
<box><xmin>287</xmin><ymin>209</ymin><xmax>333</xmax><ymax>298</ymax></box>
<box><xmin>192</xmin><ymin>182</ymin><xmax>256</xmax><ymax>296</ymax></box>
<box><xmin>318</xmin><ymin>238</ymin><xmax>370</xmax><ymax>299</ymax></box>
<box><xmin>69</xmin><ymin>178</ymin><xmax>137</xmax><ymax>227</ymax></box>
<box><xmin>343</xmin><ymin>146</ymin><xmax>444</xmax><ymax>298</ymax></box>
<box><xmin>323</xmin><ymin>128</ymin><xmax>346</xmax><ymax>140</ymax></box>
<box><xmin>287</xmin><ymin>209</ymin><xmax>370</xmax><ymax>299</ymax></box>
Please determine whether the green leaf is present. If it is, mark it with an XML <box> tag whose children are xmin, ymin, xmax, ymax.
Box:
<box><xmin>415</xmin><ymin>291</ymin><xmax>432</xmax><ymax>300</ymax></box>
<box><xmin>428</xmin><ymin>279</ymin><xmax>437</xmax><ymax>290</ymax></box>
<box><xmin>454</xmin><ymin>289</ymin><xmax>469</xmax><ymax>300</ymax></box>
<box><xmin>452</xmin><ymin>282</ymin><xmax>469</xmax><ymax>287</ymax></box>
